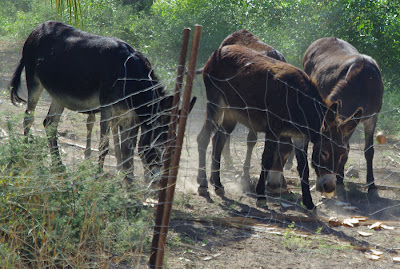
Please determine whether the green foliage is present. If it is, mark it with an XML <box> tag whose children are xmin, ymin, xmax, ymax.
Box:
<box><xmin>282</xmin><ymin>222</ymin><xmax>350</xmax><ymax>253</ymax></box>
<box><xmin>0</xmin><ymin>118</ymin><xmax>154</xmax><ymax>267</ymax></box>
<box><xmin>2</xmin><ymin>0</ymin><xmax>399</xmax><ymax>76</ymax></box>
<box><xmin>50</xmin><ymin>0</ymin><xmax>83</xmax><ymax>27</ymax></box>
<box><xmin>378</xmin><ymin>77</ymin><xmax>400</xmax><ymax>134</ymax></box>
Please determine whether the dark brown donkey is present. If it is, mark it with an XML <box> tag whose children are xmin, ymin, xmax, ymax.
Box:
<box><xmin>197</xmin><ymin>44</ymin><xmax>362</xmax><ymax>209</ymax></box>
<box><xmin>303</xmin><ymin>37</ymin><xmax>384</xmax><ymax>197</ymax></box>
<box><xmin>205</xmin><ymin>29</ymin><xmax>291</xmax><ymax>193</ymax></box>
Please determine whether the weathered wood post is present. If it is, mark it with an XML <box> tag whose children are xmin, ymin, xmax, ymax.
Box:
<box><xmin>149</xmin><ymin>27</ymin><xmax>191</xmax><ymax>268</ymax></box>
<box><xmin>149</xmin><ymin>25</ymin><xmax>202</xmax><ymax>268</ymax></box>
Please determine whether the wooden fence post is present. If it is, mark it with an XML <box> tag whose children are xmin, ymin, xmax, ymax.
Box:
<box><xmin>154</xmin><ymin>25</ymin><xmax>202</xmax><ymax>268</ymax></box>
<box><xmin>148</xmin><ymin>27</ymin><xmax>193</xmax><ymax>268</ymax></box>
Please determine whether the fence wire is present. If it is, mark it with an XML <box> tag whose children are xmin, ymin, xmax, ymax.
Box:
<box><xmin>0</xmin><ymin>50</ymin><xmax>399</xmax><ymax>269</ymax></box>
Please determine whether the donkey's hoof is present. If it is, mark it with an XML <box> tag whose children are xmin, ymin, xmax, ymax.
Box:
<box><xmin>198</xmin><ymin>187</ymin><xmax>209</xmax><ymax>197</ymax></box>
<box><xmin>303</xmin><ymin>201</ymin><xmax>316</xmax><ymax>211</ymax></box>
<box><xmin>84</xmin><ymin>150</ymin><xmax>92</xmax><ymax>160</ymax></box>
<box><xmin>256</xmin><ymin>198</ymin><xmax>268</xmax><ymax>209</ymax></box>
<box><xmin>214</xmin><ymin>186</ymin><xmax>225</xmax><ymax>196</ymax></box>
<box><xmin>266</xmin><ymin>184</ymin><xmax>289</xmax><ymax>194</ymax></box>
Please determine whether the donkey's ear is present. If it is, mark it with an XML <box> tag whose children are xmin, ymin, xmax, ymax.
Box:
<box><xmin>321</xmin><ymin>101</ymin><xmax>340</xmax><ymax>132</ymax></box>
<box><xmin>345</xmin><ymin>58</ymin><xmax>365</xmax><ymax>82</ymax></box>
<box><xmin>188</xmin><ymin>96</ymin><xmax>197</xmax><ymax>114</ymax></box>
<box><xmin>340</xmin><ymin>107</ymin><xmax>363</xmax><ymax>136</ymax></box>
<box><xmin>178</xmin><ymin>96</ymin><xmax>197</xmax><ymax>115</ymax></box>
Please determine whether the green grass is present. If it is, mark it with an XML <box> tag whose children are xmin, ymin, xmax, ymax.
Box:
<box><xmin>281</xmin><ymin>222</ymin><xmax>351</xmax><ymax>253</ymax></box>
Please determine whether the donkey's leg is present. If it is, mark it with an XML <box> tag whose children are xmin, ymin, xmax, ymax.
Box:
<box><xmin>210</xmin><ymin>119</ymin><xmax>237</xmax><ymax>196</ymax></box>
<box><xmin>84</xmin><ymin>113</ymin><xmax>95</xmax><ymax>159</ymax></box>
<box><xmin>111</xmin><ymin>118</ymin><xmax>122</xmax><ymax>170</ymax></box>
<box><xmin>23</xmin><ymin>70</ymin><xmax>43</xmax><ymax>140</ymax></box>
<box><xmin>364</xmin><ymin>115</ymin><xmax>379</xmax><ymax>198</ymax></box>
<box><xmin>243</xmin><ymin>130</ymin><xmax>257</xmax><ymax>181</ymax></box>
<box><xmin>197</xmin><ymin>102</ymin><xmax>220</xmax><ymax>196</ymax></box>
<box><xmin>119</xmin><ymin>116</ymin><xmax>138</xmax><ymax>184</ymax></box>
<box><xmin>128</xmin><ymin>125</ymin><xmax>139</xmax><ymax>182</ymax></box>
<box><xmin>43</xmin><ymin>100</ymin><xmax>65</xmax><ymax>171</ymax></box>
<box><xmin>284</xmin><ymin>145</ymin><xmax>295</xmax><ymax>170</ymax></box>
<box><xmin>266</xmin><ymin>136</ymin><xmax>292</xmax><ymax>193</ymax></box>
<box><xmin>336</xmin><ymin>142</ymin><xmax>350</xmax><ymax>199</ymax></box>
<box><xmin>98</xmin><ymin>109</ymin><xmax>111</xmax><ymax>171</ymax></box>
<box><xmin>293</xmin><ymin>139</ymin><xmax>314</xmax><ymax>210</ymax></box>
<box><xmin>255</xmin><ymin>136</ymin><xmax>277</xmax><ymax>208</ymax></box>
<box><xmin>221</xmin><ymin>136</ymin><xmax>234</xmax><ymax>170</ymax></box>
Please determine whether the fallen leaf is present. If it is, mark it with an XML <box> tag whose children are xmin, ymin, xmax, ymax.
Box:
<box><xmin>365</xmin><ymin>253</ymin><xmax>381</xmax><ymax>261</ymax></box>
<box><xmin>368</xmin><ymin>222</ymin><xmax>383</xmax><ymax>230</ymax></box>
<box><xmin>281</xmin><ymin>202</ymin><xmax>294</xmax><ymax>208</ymax></box>
<box><xmin>357</xmin><ymin>231</ymin><xmax>373</xmax><ymax>237</ymax></box>
<box><xmin>376</xmin><ymin>131</ymin><xmax>386</xmax><ymax>144</ymax></box>
<box><xmin>345</xmin><ymin>218</ymin><xmax>359</xmax><ymax>224</ymax></box>
<box><xmin>213</xmin><ymin>253</ymin><xmax>222</xmax><ymax>258</ymax></box>
<box><xmin>328</xmin><ymin>217</ymin><xmax>340</xmax><ymax>227</ymax></box>
<box><xmin>370</xmin><ymin>249</ymin><xmax>384</xmax><ymax>256</ymax></box>
<box><xmin>342</xmin><ymin>222</ymin><xmax>354</xmax><ymax>227</ymax></box>
<box><xmin>143</xmin><ymin>198</ymin><xmax>158</xmax><ymax>207</ymax></box>
<box><xmin>393</xmin><ymin>257</ymin><xmax>400</xmax><ymax>262</ymax></box>
<box><xmin>352</xmin><ymin>216</ymin><xmax>368</xmax><ymax>221</ymax></box>
<box><xmin>381</xmin><ymin>224</ymin><xmax>395</xmax><ymax>230</ymax></box>
<box><xmin>203</xmin><ymin>256</ymin><xmax>212</xmax><ymax>261</ymax></box>
<box><xmin>335</xmin><ymin>201</ymin><xmax>350</xmax><ymax>207</ymax></box>
<box><xmin>342</xmin><ymin>218</ymin><xmax>359</xmax><ymax>227</ymax></box>
<box><xmin>343</xmin><ymin>206</ymin><xmax>358</xmax><ymax>211</ymax></box>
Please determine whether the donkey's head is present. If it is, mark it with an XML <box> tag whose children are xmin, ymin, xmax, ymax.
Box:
<box><xmin>139</xmin><ymin>93</ymin><xmax>197</xmax><ymax>184</ymax></box>
<box><xmin>311</xmin><ymin>102</ymin><xmax>362</xmax><ymax>198</ymax></box>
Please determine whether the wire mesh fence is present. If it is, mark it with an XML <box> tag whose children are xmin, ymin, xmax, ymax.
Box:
<box><xmin>0</xmin><ymin>27</ymin><xmax>400</xmax><ymax>269</ymax></box>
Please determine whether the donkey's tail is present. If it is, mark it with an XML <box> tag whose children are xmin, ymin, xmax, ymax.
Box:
<box><xmin>9</xmin><ymin>58</ymin><xmax>26</xmax><ymax>105</ymax></box>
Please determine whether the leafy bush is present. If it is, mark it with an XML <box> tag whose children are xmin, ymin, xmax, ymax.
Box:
<box><xmin>0</xmin><ymin>118</ymin><xmax>154</xmax><ymax>267</ymax></box>
<box><xmin>0</xmin><ymin>0</ymin><xmax>59</xmax><ymax>38</ymax></box>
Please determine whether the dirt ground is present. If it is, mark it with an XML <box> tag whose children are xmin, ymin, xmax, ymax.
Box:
<box><xmin>1</xmin><ymin>40</ymin><xmax>400</xmax><ymax>269</ymax></box>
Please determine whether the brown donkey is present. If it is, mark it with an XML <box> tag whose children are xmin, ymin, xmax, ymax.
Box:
<box><xmin>209</xmin><ymin>29</ymin><xmax>291</xmax><ymax>193</ymax></box>
<box><xmin>197</xmin><ymin>44</ymin><xmax>362</xmax><ymax>209</ymax></box>
<box><xmin>303</xmin><ymin>37</ymin><xmax>384</xmax><ymax>198</ymax></box>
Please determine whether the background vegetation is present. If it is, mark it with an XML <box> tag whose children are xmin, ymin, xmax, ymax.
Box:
<box><xmin>1</xmin><ymin>0</ymin><xmax>398</xmax><ymax>130</ymax></box>
<box><xmin>0</xmin><ymin>0</ymin><xmax>399</xmax><ymax>267</ymax></box>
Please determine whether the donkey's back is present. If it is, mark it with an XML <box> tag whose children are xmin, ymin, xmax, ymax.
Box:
<box><xmin>10</xmin><ymin>20</ymin><xmax>151</xmax><ymax>112</ymax></box>
<box><xmin>204</xmin><ymin>45</ymin><xmax>318</xmax><ymax>135</ymax></box>
<box><xmin>219</xmin><ymin>29</ymin><xmax>286</xmax><ymax>62</ymax></box>
<box><xmin>303</xmin><ymin>37</ymin><xmax>383</xmax><ymax>118</ymax></box>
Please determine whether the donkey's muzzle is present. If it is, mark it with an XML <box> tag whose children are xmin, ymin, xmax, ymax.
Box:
<box><xmin>316</xmin><ymin>174</ymin><xmax>336</xmax><ymax>197</ymax></box>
